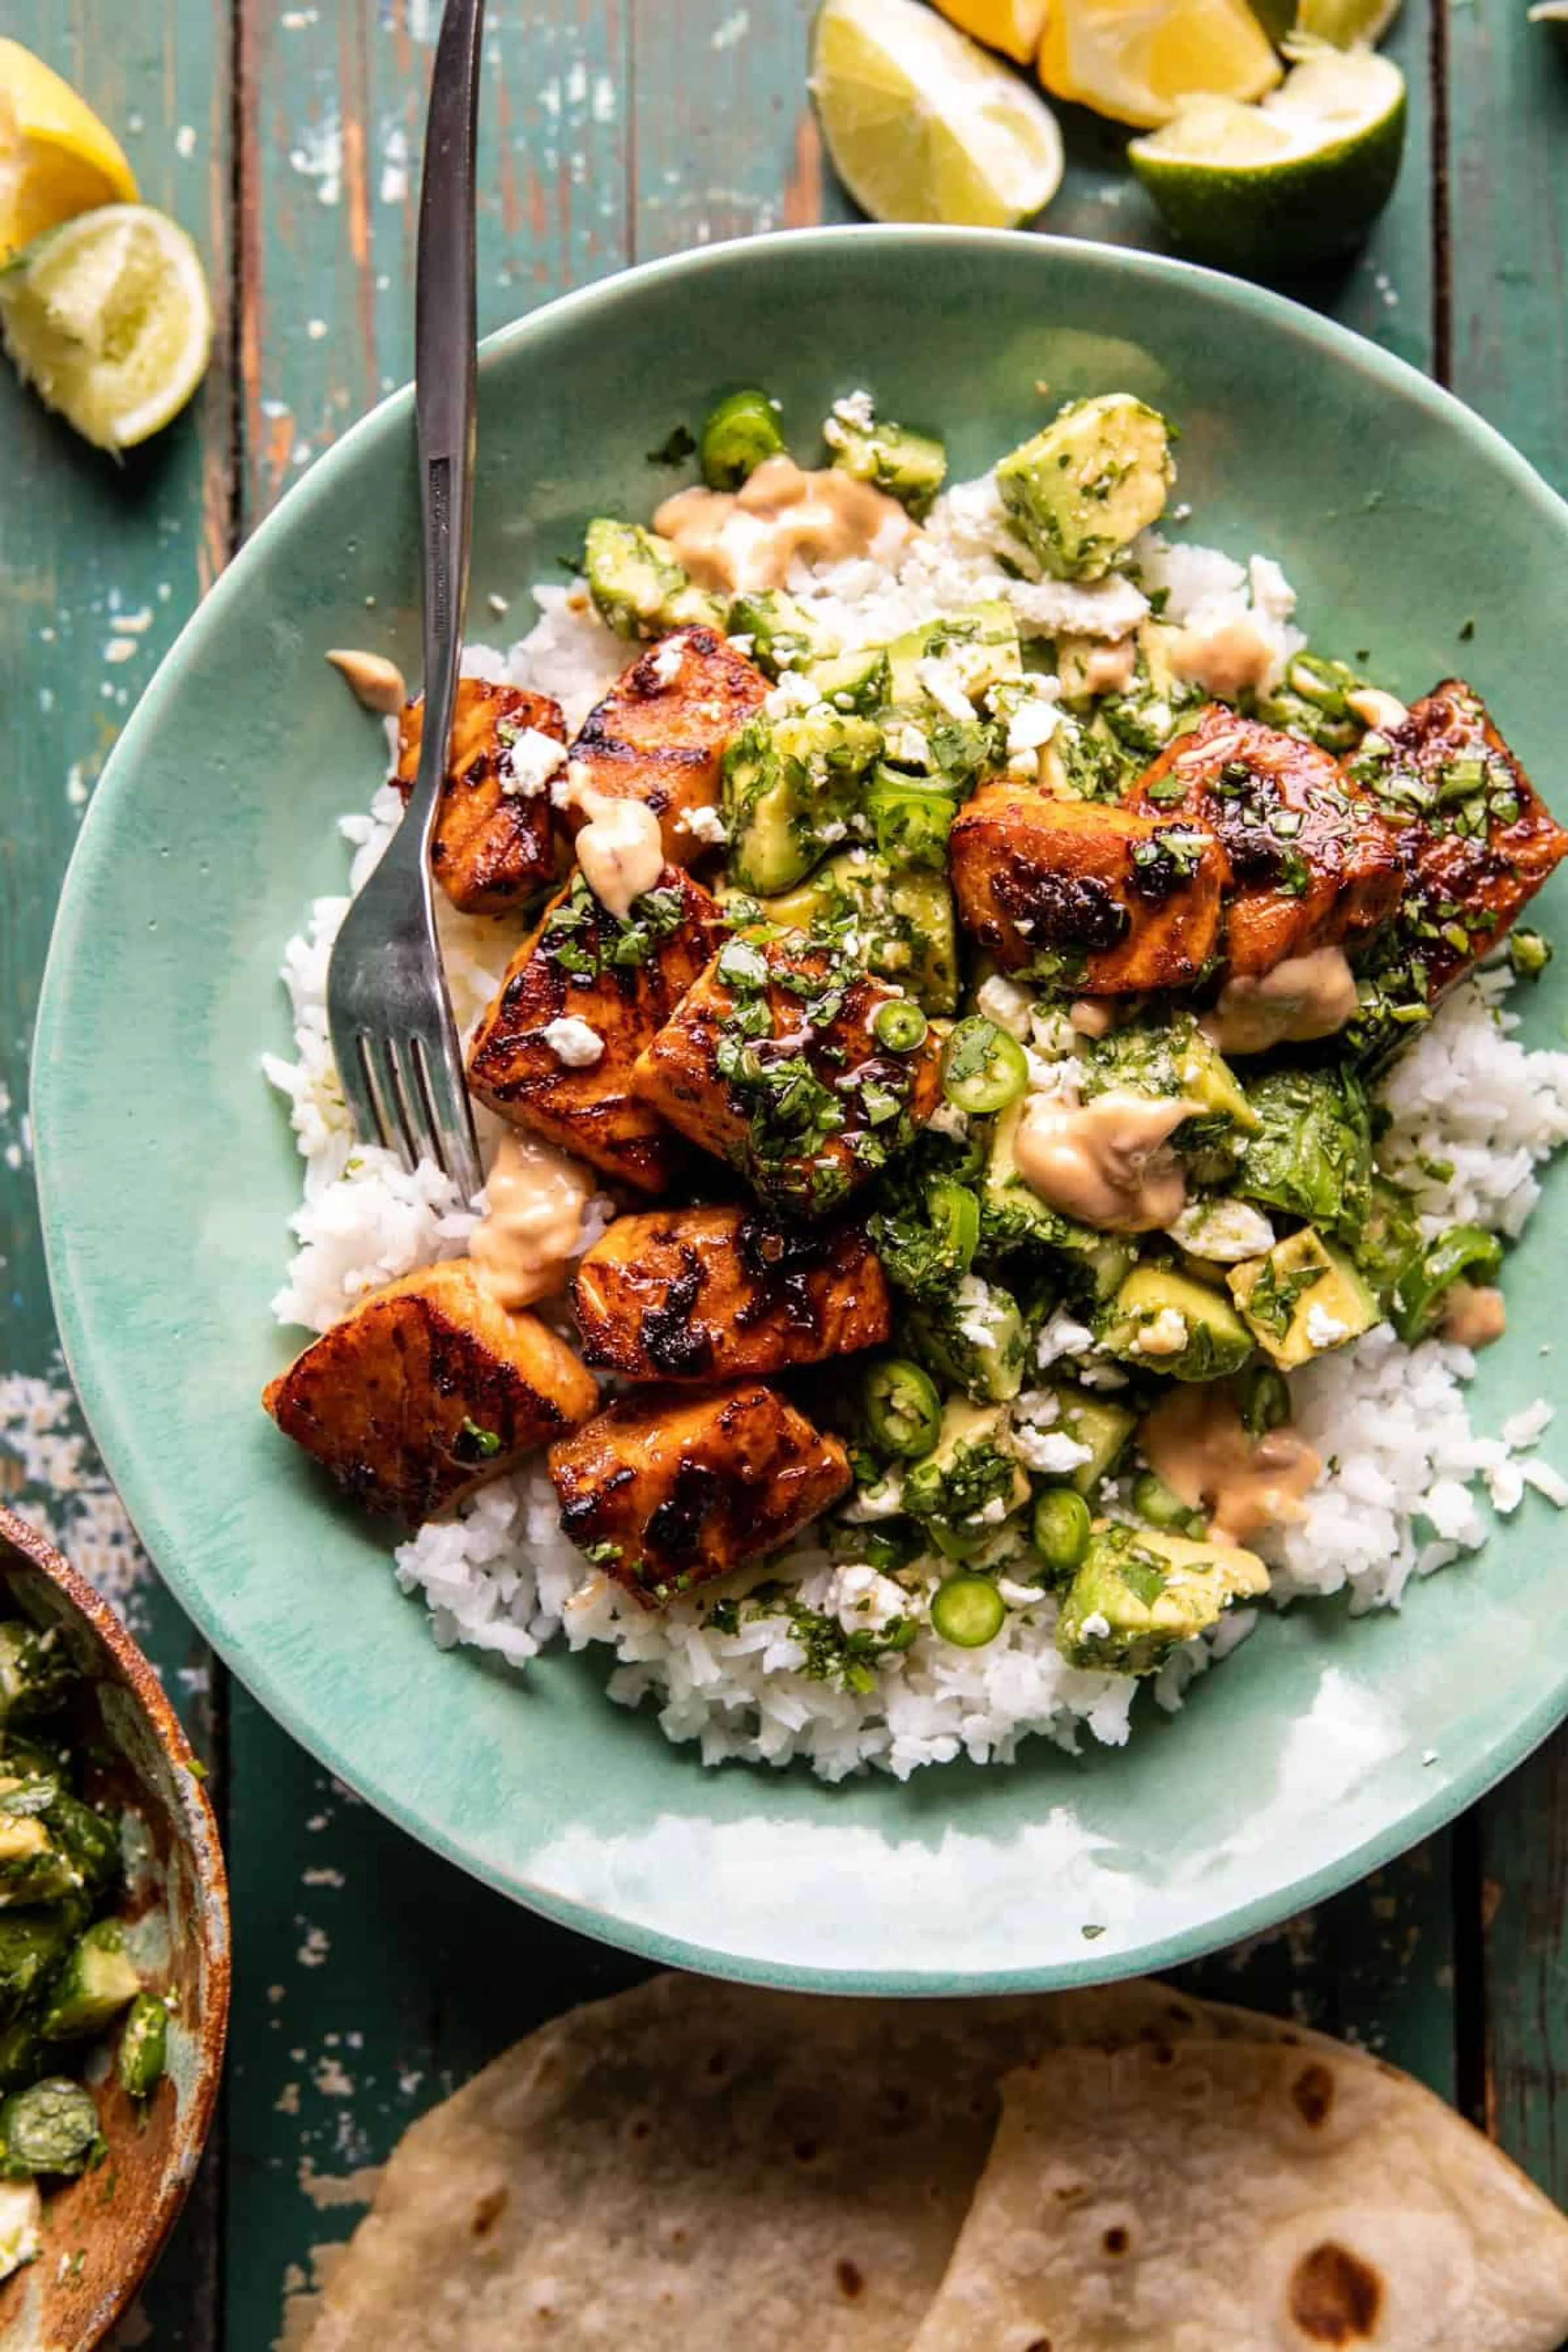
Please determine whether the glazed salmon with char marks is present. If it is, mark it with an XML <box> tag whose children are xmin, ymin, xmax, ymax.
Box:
<box><xmin>548</xmin><ymin>1379</ymin><xmax>851</xmax><ymax>1605</ymax></box>
<box><xmin>630</xmin><ymin>935</ymin><xmax>943</xmax><ymax>1216</ymax></box>
<box><xmin>948</xmin><ymin>782</ymin><xmax>1229</xmax><ymax>993</ymax></box>
<box><xmin>395</xmin><ymin>677</ymin><xmax>564</xmax><ymax>915</ymax></box>
<box><xmin>263</xmin><ymin>1259</ymin><xmax>598</xmax><ymax>1526</ymax></box>
<box><xmin>467</xmin><ymin>865</ymin><xmax>728</xmax><ymax>1194</ymax></box>
<box><xmin>565</xmin><ymin>625</ymin><xmax>768</xmax><ymax>865</ymax></box>
<box><xmin>572</xmin><ymin>1205</ymin><xmax>891</xmax><ymax>1381</ymax></box>
<box><xmin>1343</xmin><ymin>679</ymin><xmax>1568</xmax><ymax>1000</ymax></box>
<box><xmin>1127</xmin><ymin>705</ymin><xmax>1404</xmax><ymax>978</ymax></box>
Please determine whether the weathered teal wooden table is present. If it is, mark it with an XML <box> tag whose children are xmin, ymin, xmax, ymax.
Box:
<box><xmin>1</xmin><ymin>2</ymin><xmax>1565</xmax><ymax>2338</ymax></box>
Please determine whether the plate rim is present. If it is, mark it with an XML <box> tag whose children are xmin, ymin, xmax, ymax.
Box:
<box><xmin>31</xmin><ymin>223</ymin><xmax>1568</xmax><ymax>1992</ymax></box>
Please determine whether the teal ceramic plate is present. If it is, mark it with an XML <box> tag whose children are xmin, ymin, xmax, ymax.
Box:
<box><xmin>32</xmin><ymin>229</ymin><xmax>1568</xmax><ymax>1991</ymax></box>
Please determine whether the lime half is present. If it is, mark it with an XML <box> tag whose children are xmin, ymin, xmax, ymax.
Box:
<box><xmin>811</xmin><ymin>0</ymin><xmax>1064</xmax><ymax>229</ymax></box>
<box><xmin>1129</xmin><ymin>43</ymin><xmax>1406</xmax><ymax>273</ymax></box>
<box><xmin>0</xmin><ymin>201</ymin><xmax>213</xmax><ymax>451</ymax></box>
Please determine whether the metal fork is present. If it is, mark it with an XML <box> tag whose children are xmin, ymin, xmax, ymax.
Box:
<box><xmin>326</xmin><ymin>0</ymin><xmax>487</xmax><ymax>1206</ymax></box>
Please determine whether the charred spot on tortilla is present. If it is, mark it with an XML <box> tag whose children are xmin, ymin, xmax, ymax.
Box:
<box><xmin>1288</xmin><ymin>2241</ymin><xmax>1383</xmax><ymax>2343</ymax></box>
<box><xmin>836</xmin><ymin>2259</ymin><xmax>865</xmax><ymax>2301</ymax></box>
<box><xmin>793</xmin><ymin>2138</ymin><xmax>819</xmax><ymax>2165</ymax></box>
<box><xmin>1102</xmin><ymin>2224</ymin><xmax>1130</xmax><ymax>2256</ymax></box>
<box><xmin>1291</xmin><ymin>2062</ymin><xmax>1336</xmax><ymax>2128</ymax></box>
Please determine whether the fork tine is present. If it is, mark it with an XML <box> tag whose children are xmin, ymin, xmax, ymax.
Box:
<box><xmin>335</xmin><ymin>1027</ymin><xmax>390</xmax><ymax>1157</ymax></box>
<box><xmin>364</xmin><ymin>1030</ymin><xmax>420</xmax><ymax>1169</ymax></box>
<box><xmin>410</xmin><ymin>1027</ymin><xmax>483</xmax><ymax>1204</ymax></box>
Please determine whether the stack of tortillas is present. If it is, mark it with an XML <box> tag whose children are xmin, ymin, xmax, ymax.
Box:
<box><xmin>303</xmin><ymin>1971</ymin><xmax>1568</xmax><ymax>2350</ymax></box>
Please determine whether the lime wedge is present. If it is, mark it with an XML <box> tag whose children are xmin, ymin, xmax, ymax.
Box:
<box><xmin>1250</xmin><ymin>0</ymin><xmax>1401</xmax><ymax>52</ymax></box>
<box><xmin>0</xmin><ymin>201</ymin><xmax>213</xmax><ymax>451</ymax></box>
<box><xmin>811</xmin><ymin>0</ymin><xmax>1064</xmax><ymax>229</ymax></box>
<box><xmin>1129</xmin><ymin>43</ymin><xmax>1406</xmax><ymax>273</ymax></box>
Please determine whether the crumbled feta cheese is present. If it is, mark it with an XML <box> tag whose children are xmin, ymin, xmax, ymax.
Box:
<box><xmin>1013</xmin><ymin>1425</ymin><xmax>1094</xmax><ymax>1476</ymax></box>
<box><xmin>1167</xmin><ymin>1196</ymin><xmax>1275</xmax><ymax>1263</ymax></box>
<box><xmin>1012</xmin><ymin>1389</ymin><xmax>1061</xmax><ymax>1429</ymax></box>
<box><xmin>884</xmin><ymin>721</ymin><xmax>930</xmax><ymax>767</ymax></box>
<box><xmin>916</xmin><ymin>655</ymin><xmax>977</xmax><ymax>724</ymax></box>
<box><xmin>764</xmin><ymin>669</ymin><xmax>820</xmax><ymax>720</ymax></box>
<box><xmin>926</xmin><ymin>1100</ymin><xmax>971</xmax><ymax>1143</ymax></box>
<box><xmin>953</xmin><ymin>1274</ymin><xmax>1002</xmax><ymax>1350</ymax></box>
<box><xmin>842</xmin><ymin>1470</ymin><xmax>904</xmax><ymax>1523</ymax></box>
<box><xmin>726</xmin><ymin>632</ymin><xmax>755</xmax><ymax>657</ymax></box>
<box><xmin>1004</xmin><ymin>692</ymin><xmax>1061</xmax><ymax>766</ymax></box>
<box><xmin>1036</xmin><ymin>1310</ymin><xmax>1096</xmax><ymax>1370</ymax></box>
<box><xmin>1131</xmin><ymin>1308</ymin><xmax>1189</xmax><ymax>1358</ymax></box>
<box><xmin>975</xmin><ymin>973</ymin><xmax>1034</xmax><ymax>1039</ymax></box>
<box><xmin>1080</xmin><ymin>1610</ymin><xmax>1112</xmax><ymax>1640</ymax></box>
<box><xmin>824</xmin><ymin>1564</ymin><xmax>909</xmax><ymax>1633</ymax></box>
<box><xmin>1305</xmin><ymin>1303</ymin><xmax>1350</xmax><ymax>1350</ymax></box>
<box><xmin>499</xmin><ymin>726</ymin><xmax>568</xmax><ymax>799</ymax></box>
<box><xmin>966</xmin><ymin>1495</ymin><xmax>1010</xmax><ymax>1528</ymax></box>
<box><xmin>677</xmin><ymin>804</ymin><xmax>728</xmax><ymax>846</ymax></box>
<box><xmin>648</xmin><ymin>637</ymin><xmax>684</xmax><ymax>687</ymax></box>
<box><xmin>830</xmin><ymin>388</ymin><xmax>876</xmax><ymax>432</ymax></box>
<box><xmin>539</xmin><ymin>1016</ymin><xmax>604</xmax><ymax>1068</ymax></box>
<box><xmin>997</xmin><ymin>1576</ymin><xmax>1045</xmax><ymax>1611</ymax></box>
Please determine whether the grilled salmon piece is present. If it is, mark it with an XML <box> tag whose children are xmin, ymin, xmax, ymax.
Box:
<box><xmin>1343</xmin><ymin>679</ymin><xmax>1568</xmax><ymax>999</ymax></box>
<box><xmin>466</xmin><ymin>866</ymin><xmax>728</xmax><ymax>1194</ymax></box>
<box><xmin>630</xmin><ymin>935</ymin><xmax>943</xmax><ymax>1216</ymax></box>
<box><xmin>1129</xmin><ymin>705</ymin><xmax>1404</xmax><ymax>978</ymax></box>
<box><xmin>572</xmin><ymin>1206</ymin><xmax>891</xmax><ymax>1381</ymax></box>
<box><xmin>394</xmin><ymin>677</ymin><xmax>564</xmax><ymax>914</ymax></box>
<box><xmin>263</xmin><ymin>1258</ymin><xmax>598</xmax><ymax>1525</ymax></box>
<box><xmin>548</xmin><ymin>1379</ymin><xmax>851</xmax><ymax>1605</ymax></box>
<box><xmin>565</xmin><ymin>626</ymin><xmax>768</xmax><ymax>866</ymax></box>
<box><xmin>949</xmin><ymin>782</ymin><xmax>1228</xmax><ymax>993</ymax></box>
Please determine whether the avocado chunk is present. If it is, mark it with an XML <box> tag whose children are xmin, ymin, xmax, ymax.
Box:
<box><xmin>979</xmin><ymin>1100</ymin><xmax>1138</xmax><ymax>1296</ymax></box>
<box><xmin>0</xmin><ymin>1814</ymin><xmax>78</xmax><ymax>1912</ymax></box>
<box><xmin>904</xmin><ymin>1276</ymin><xmax>1026</xmax><ymax>1405</ymax></box>
<box><xmin>722</xmin><ymin>707</ymin><xmax>882</xmax><ymax>895</ymax></box>
<box><xmin>804</xmin><ymin>643</ymin><xmax>891</xmax><ymax>715</ymax></box>
<box><xmin>726</xmin><ymin>588</ymin><xmax>839</xmax><ymax>678</ymax></box>
<box><xmin>40</xmin><ymin>1917</ymin><xmax>140</xmax><ymax>2043</ymax></box>
<box><xmin>886</xmin><ymin>602</ymin><xmax>1022</xmax><ymax>715</ymax></box>
<box><xmin>1055</xmin><ymin>1523</ymin><xmax>1270</xmax><ymax>1676</ymax></box>
<box><xmin>1083</xmin><ymin>1011</ymin><xmax>1255</xmax><ymax>1140</ymax></box>
<box><xmin>1228</xmin><ymin>1227</ymin><xmax>1377</xmax><ymax>1370</ymax></box>
<box><xmin>583</xmin><ymin>518</ymin><xmax>723</xmax><ymax>639</ymax></box>
<box><xmin>753</xmin><ymin>846</ymin><xmax>960</xmax><ymax>1015</ymax></box>
<box><xmin>997</xmin><ymin>394</ymin><xmax>1174</xmax><ymax>581</ymax></box>
<box><xmin>0</xmin><ymin>1915</ymin><xmax>78</xmax><ymax>2028</ymax></box>
<box><xmin>902</xmin><ymin>1399</ymin><xmax>1029</xmax><ymax>1529</ymax></box>
<box><xmin>1043</xmin><ymin>1385</ymin><xmax>1138</xmax><ymax>1497</ymax></box>
<box><xmin>824</xmin><ymin>401</ymin><xmax>948</xmax><ymax>519</ymax></box>
<box><xmin>1098</xmin><ymin>1264</ymin><xmax>1255</xmax><ymax>1383</ymax></box>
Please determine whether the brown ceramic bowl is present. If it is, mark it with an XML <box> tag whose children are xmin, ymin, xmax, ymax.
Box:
<box><xmin>0</xmin><ymin>1503</ymin><xmax>229</xmax><ymax>2349</ymax></box>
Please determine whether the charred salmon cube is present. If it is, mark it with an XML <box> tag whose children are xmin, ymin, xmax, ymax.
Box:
<box><xmin>630</xmin><ymin>934</ymin><xmax>943</xmax><ymax>1216</ymax></box>
<box><xmin>466</xmin><ymin>866</ymin><xmax>728</xmax><ymax>1194</ymax></box>
<box><xmin>572</xmin><ymin>1205</ymin><xmax>892</xmax><ymax>1381</ymax></box>
<box><xmin>565</xmin><ymin>626</ymin><xmax>768</xmax><ymax>866</ymax></box>
<box><xmin>548</xmin><ymin>1379</ymin><xmax>851</xmax><ymax>1604</ymax></box>
<box><xmin>1129</xmin><ymin>705</ymin><xmax>1404</xmax><ymax>978</ymax></box>
<box><xmin>263</xmin><ymin>1258</ymin><xmax>598</xmax><ymax>1526</ymax></box>
<box><xmin>949</xmin><ymin>782</ymin><xmax>1228</xmax><ymax>993</ymax></box>
<box><xmin>395</xmin><ymin>677</ymin><xmax>564</xmax><ymax>915</ymax></box>
<box><xmin>1344</xmin><ymin>679</ymin><xmax>1568</xmax><ymax>999</ymax></box>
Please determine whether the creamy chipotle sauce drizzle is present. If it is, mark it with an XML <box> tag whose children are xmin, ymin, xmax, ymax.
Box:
<box><xmin>470</xmin><ymin>1132</ymin><xmax>594</xmax><ymax>1311</ymax></box>
<box><xmin>565</xmin><ymin>782</ymin><xmax>665</xmax><ymax>920</ymax></box>
<box><xmin>1168</xmin><ymin>616</ymin><xmax>1279</xmax><ymax>702</ymax></box>
<box><xmin>1439</xmin><ymin>1279</ymin><xmax>1507</xmax><ymax>1350</ymax></box>
<box><xmin>1014</xmin><ymin>1089</ymin><xmax>1193</xmax><ymax>1233</ymax></box>
<box><xmin>1204</xmin><ymin>947</ymin><xmax>1360</xmax><ymax>1058</ymax></box>
<box><xmin>1140</xmin><ymin>1383</ymin><xmax>1322</xmax><ymax>1548</ymax></box>
<box><xmin>654</xmin><ymin>454</ymin><xmax>914</xmax><ymax>595</ymax></box>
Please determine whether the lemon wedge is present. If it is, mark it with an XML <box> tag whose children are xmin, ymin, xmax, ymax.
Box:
<box><xmin>0</xmin><ymin>38</ymin><xmax>138</xmax><ymax>262</ymax></box>
<box><xmin>812</xmin><ymin>0</ymin><xmax>1065</xmax><ymax>228</ymax></box>
<box><xmin>1038</xmin><ymin>0</ymin><xmax>1282</xmax><ymax>129</ymax></box>
<box><xmin>0</xmin><ymin>203</ymin><xmax>213</xmax><ymax>451</ymax></box>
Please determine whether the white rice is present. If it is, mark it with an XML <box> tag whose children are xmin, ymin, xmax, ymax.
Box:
<box><xmin>265</xmin><ymin>468</ymin><xmax>1568</xmax><ymax>1779</ymax></box>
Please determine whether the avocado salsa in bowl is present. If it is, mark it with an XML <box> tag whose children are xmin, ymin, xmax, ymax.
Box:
<box><xmin>33</xmin><ymin>229</ymin><xmax>1568</xmax><ymax>1987</ymax></box>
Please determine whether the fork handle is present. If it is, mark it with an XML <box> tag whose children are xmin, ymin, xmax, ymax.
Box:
<box><xmin>408</xmin><ymin>0</ymin><xmax>486</xmax><ymax>841</ymax></box>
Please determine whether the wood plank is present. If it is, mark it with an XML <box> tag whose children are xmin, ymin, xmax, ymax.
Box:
<box><xmin>223</xmin><ymin>5</ymin><xmax>634</xmax><ymax>2341</ymax></box>
<box><xmin>0</xmin><ymin>8</ymin><xmax>234</xmax><ymax>2341</ymax></box>
<box><xmin>1445</xmin><ymin>0</ymin><xmax>1568</xmax><ymax>2202</ymax></box>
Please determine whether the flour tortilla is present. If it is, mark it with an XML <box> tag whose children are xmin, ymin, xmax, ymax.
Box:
<box><xmin>910</xmin><ymin>2038</ymin><xmax>1568</xmax><ymax>2351</ymax></box>
<box><xmin>302</xmin><ymin>1970</ymin><xmax>1304</xmax><ymax>2351</ymax></box>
